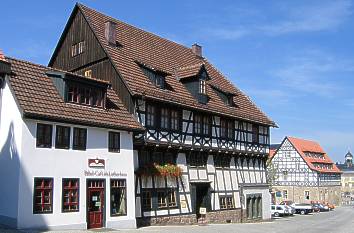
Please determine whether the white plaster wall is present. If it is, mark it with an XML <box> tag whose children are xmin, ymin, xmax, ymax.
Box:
<box><xmin>0</xmin><ymin>80</ymin><xmax>23</xmax><ymax>222</ymax></box>
<box><xmin>243</xmin><ymin>188</ymin><xmax>271</xmax><ymax>220</ymax></box>
<box><xmin>17</xmin><ymin>119</ymin><xmax>136</xmax><ymax>230</ymax></box>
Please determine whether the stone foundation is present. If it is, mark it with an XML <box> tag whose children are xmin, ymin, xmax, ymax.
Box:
<box><xmin>137</xmin><ymin>214</ymin><xmax>197</xmax><ymax>227</ymax></box>
<box><xmin>206</xmin><ymin>209</ymin><xmax>242</xmax><ymax>224</ymax></box>
<box><xmin>137</xmin><ymin>209</ymin><xmax>266</xmax><ymax>227</ymax></box>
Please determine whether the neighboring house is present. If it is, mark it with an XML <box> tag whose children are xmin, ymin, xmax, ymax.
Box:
<box><xmin>269</xmin><ymin>137</ymin><xmax>341</xmax><ymax>206</ymax></box>
<box><xmin>336</xmin><ymin>151</ymin><xmax>354</xmax><ymax>205</ymax></box>
<box><xmin>48</xmin><ymin>3</ymin><xmax>276</xmax><ymax>227</ymax></box>
<box><xmin>0</xmin><ymin>56</ymin><xmax>143</xmax><ymax>230</ymax></box>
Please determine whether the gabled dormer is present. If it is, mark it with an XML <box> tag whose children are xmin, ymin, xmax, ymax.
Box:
<box><xmin>46</xmin><ymin>70</ymin><xmax>110</xmax><ymax>108</ymax></box>
<box><xmin>177</xmin><ymin>63</ymin><xmax>210</xmax><ymax>104</ymax></box>
<box><xmin>137</xmin><ymin>61</ymin><xmax>169</xmax><ymax>89</ymax></box>
<box><xmin>211</xmin><ymin>84</ymin><xmax>236</xmax><ymax>107</ymax></box>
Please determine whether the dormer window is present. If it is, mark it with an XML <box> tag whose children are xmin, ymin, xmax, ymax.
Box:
<box><xmin>199</xmin><ymin>79</ymin><xmax>206</xmax><ymax>95</ymax></box>
<box><xmin>66</xmin><ymin>81</ymin><xmax>104</xmax><ymax>108</ymax></box>
<box><xmin>140</xmin><ymin>66</ymin><xmax>165</xmax><ymax>89</ymax></box>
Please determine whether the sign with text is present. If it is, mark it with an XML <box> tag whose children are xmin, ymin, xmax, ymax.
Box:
<box><xmin>199</xmin><ymin>207</ymin><xmax>207</xmax><ymax>215</ymax></box>
<box><xmin>84</xmin><ymin>170</ymin><xmax>127</xmax><ymax>177</ymax></box>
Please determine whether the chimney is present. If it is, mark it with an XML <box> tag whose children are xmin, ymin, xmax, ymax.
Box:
<box><xmin>192</xmin><ymin>43</ymin><xmax>202</xmax><ymax>57</ymax></box>
<box><xmin>105</xmin><ymin>21</ymin><xmax>117</xmax><ymax>45</ymax></box>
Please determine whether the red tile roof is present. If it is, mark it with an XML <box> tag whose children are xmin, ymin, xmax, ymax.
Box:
<box><xmin>7</xmin><ymin>57</ymin><xmax>143</xmax><ymax>131</ymax></box>
<box><xmin>76</xmin><ymin>4</ymin><xmax>276</xmax><ymax>127</ymax></box>
<box><xmin>269</xmin><ymin>149</ymin><xmax>277</xmax><ymax>160</ymax></box>
<box><xmin>287</xmin><ymin>137</ymin><xmax>341</xmax><ymax>174</ymax></box>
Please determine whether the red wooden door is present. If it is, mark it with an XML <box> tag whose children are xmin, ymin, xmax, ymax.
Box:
<box><xmin>87</xmin><ymin>180</ymin><xmax>105</xmax><ymax>229</ymax></box>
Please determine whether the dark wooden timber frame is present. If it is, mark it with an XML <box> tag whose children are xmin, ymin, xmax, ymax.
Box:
<box><xmin>47</xmin><ymin>3</ymin><xmax>272</xmax><ymax>222</ymax></box>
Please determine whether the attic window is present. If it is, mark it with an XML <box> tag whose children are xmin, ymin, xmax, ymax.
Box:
<box><xmin>199</xmin><ymin>80</ymin><xmax>206</xmax><ymax>95</ymax></box>
<box><xmin>71</xmin><ymin>41</ymin><xmax>86</xmax><ymax>57</ymax></box>
<box><xmin>141</xmin><ymin>67</ymin><xmax>165</xmax><ymax>89</ymax></box>
<box><xmin>66</xmin><ymin>81</ymin><xmax>105</xmax><ymax>108</ymax></box>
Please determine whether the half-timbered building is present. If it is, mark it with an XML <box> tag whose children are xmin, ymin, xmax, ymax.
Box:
<box><xmin>269</xmin><ymin>137</ymin><xmax>341</xmax><ymax>205</ymax></box>
<box><xmin>48</xmin><ymin>3</ymin><xmax>276</xmax><ymax>226</ymax></box>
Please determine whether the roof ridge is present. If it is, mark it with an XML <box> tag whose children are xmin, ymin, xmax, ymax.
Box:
<box><xmin>78</xmin><ymin>3</ymin><xmax>196</xmax><ymax>54</ymax></box>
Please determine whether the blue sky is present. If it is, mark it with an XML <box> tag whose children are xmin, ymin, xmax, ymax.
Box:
<box><xmin>1</xmin><ymin>0</ymin><xmax>353</xmax><ymax>162</ymax></box>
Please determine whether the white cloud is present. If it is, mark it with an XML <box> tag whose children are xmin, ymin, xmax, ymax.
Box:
<box><xmin>270</xmin><ymin>50</ymin><xmax>354</xmax><ymax>97</ymax></box>
<box><xmin>260</xmin><ymin>0</ymin><xmax>352</xmax><ymax>35</ymax></box>
<box><xmin>202</xmin><ymin>0</ymin><xmax>352</xmax><ymax>40</ymax></box>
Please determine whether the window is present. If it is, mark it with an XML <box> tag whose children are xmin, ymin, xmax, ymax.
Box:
<box><xmin>200</xmin><ymin>79</ymin><xmax>206</xmax><ymax>94</ymax></box>
<box><xmin>161</xmin><ymin>108</ymin><xmax>169</xmax><ymax>129</ymax></box>
<box><xmin>84</xmin><ymin>70</ymin><xmax>92</xmax><ymax>78</ymax></box>
<box><xmin>157</xmin><ymin>190</ymin><xmax>168</xmax><ymax>209</ymax></box>
<box><xmin>227</xmin><ymin>120</ymin><xmax>234</xmax><ymax>139</ymax></box>
<box><xmin>141</xmin><ymin>190</ymin><xmax>152</xmax><ymax>210</ymax></box>
<box><xmin>146</xmin><ymin>104</ymin><xmax>155</xmax><ymax>127</ymax></box>
<box><xmin>78</xmin><ymin>41</ymin><xmax>86</xmax><ymax>54</ymax></box>
<box><xmin>157</xmin><ymin>189</ymin><xmax>177</xmax><ymax>209</ymax></box>
<box><xmin>108</xmin><ymin>132</ymin><xmax>120</xmax><ymax>153</ymax></box>
<box><xmin>171</xmin><ymin>109</ymin><xmax>179</xmax><ymax>131</ymax></box>
<box><xmin>252</xmin><ymin>124</ymin><xmax>259</xmax><ymax>143</ymax></box>
<box><xmin>219</xmin><ymin>196</ymin><xmax>234</xmax><ymax>209</ymax></box>
<box><xmin>283</xmin><ymin>171</ymin><xmax>288</xmax><ymax>180</ymax></box>
<box><xmin>33</xmin><ymin>178</ymin><xmax>53</xmax><ymax>214</ymax></box>
<box><xmin>203</xmin><ymin>116</ymin><xmax>211</xmax><ymax>135</ymax></box>
<box><xmin>139</xmin><ymin>150</ymin><xmax>176</xmax><ymax>167</ymax></box>
<box><xmin>62</xmin><ymin>179</ymin><xmax>79</xmax><ymax>212</ymax></box>
<box><xmin>73</xmin><ymin>128</ymin><xmax>87</xmax><ymax>150</ymax></box>
<box><xmin>214</xmin><ymin>155</ymin><xmax>231</xmax><ymax>168</ymax></box>
<box><xmin>305</xmin><ymin>191</ymin><xmax>310</xmax><ymax>200</ymax></box>
<box><xmin>220</xmin><ymin>119</ymin><xmax>227</xmax><ymax>138</ymax></box>
<box><xmin>167</xmin><ymin>189</ymin><xmax>177</xmax><ymax>208</ymax></box>
<box><xmin>71</xmin><ymin>44</ymin><xmax>77</xmax><ymax>57</ymax></box>
<box><xmin>110</xmin><ymin>179</ymin><xmax>127</xmax><ymax>216</ymax></box>
<box><xmin>71</xmin><ymin>41</ymin><xmax>85</xmax><ymax>57</ymax></box>
<box><xmin>194</xmin><ymin>115</ymin><xmax>202</xmax><ymax>134</ymax></box>
<box><xmin>187</xmin><ymin>152</ymin><xmax>208</xmax><ymax>167</ymax></box>
<box><xmin>55</xmin><ymin>125</ymin><xmax>70</xmax><ymax>149</ymax></box>
<box><xmin>36</xmin><ymin>123</ymin><xmax>53</xmax><ymax>148</ymax></box>
<box><xmin>283</xmin><ymin>190</ymin><xmax>288</xmax><ymax>199</ymax></box>
<box><xmin>141</xmin><ymin>66</ymin><xmax>165</xmax><ymax>89</ymax></box>
<box><xmin>67</xmin><ymin>82</ymin><xmax>104</xmax><ymax>108</ymax></box>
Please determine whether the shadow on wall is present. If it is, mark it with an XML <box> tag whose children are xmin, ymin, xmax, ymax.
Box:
<box><xmin>0</xmin><ymin>122</ymin><xmax>47</xmax><ymax>231</ymax></box>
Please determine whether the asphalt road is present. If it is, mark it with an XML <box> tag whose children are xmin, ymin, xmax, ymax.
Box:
<box><xmin>1</xmin><ymin>206</ymin><xmax>354</xmax><ymax>233</ymax></box>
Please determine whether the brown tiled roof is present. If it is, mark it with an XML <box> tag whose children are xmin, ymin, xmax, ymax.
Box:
<box><xmin>7</xmin><ymin>57</ymin><xmax>143</xmax><ymax>131</ymax></box>
<box><xmin>287</xmin><ymin>137</ymin><xmax>341</xmax><ymax>174</ymax></box>
<box><xmin>176</xmin><ymin>63</ymin><xmax>204</xmax><ymax>80</ymax></box>
<box><xmin>77</xmin><ymin>4</ymin><xmax>276</xmax><ymax>127</ymax></box>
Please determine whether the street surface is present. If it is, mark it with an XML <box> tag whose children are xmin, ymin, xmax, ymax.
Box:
<box><xmin>1</xmin><ymin>206</ymin><xmax>354</xmax><ymax>233</ymax></box>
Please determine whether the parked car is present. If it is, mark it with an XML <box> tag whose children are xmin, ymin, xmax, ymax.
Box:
<box><xmin>271</xmin><ymin>204</ymin><xmax>289</xmax><ymax>217</ymax></box>
<box><xmin>290</xmin><ymin>203</ymin><xmax>313</xmax><ymax>215</ymax></box>
<box><xmin>311</xmin><ymin>203</ymin><xmax>321</xmax><ymax>213</ymax></box>
<box><xmin>317</xmin><ymin>203</ymin><xmax>330</xmax><ymax>212</ymax></box>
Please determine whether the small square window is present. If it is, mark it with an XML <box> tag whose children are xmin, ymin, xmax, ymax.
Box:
<box><xmin>84</xmin><ymin>70</ymin><xmax>92</xmax><ymax>78</ymax></box>
<box><xmin>108</xmin><ymin>132</ymin><xmax>120</xmax><ymax>153</ymax></box>
<box><xmin>55</xmin><ymin>126</ymin><xmax>70</xmax><ymax>149</ymax></box>
<box><xmin>73</xmin><ymin>128</ymin><xmax>87</xmax><ymax>150</ymax></box>
<box><xmin>36</xmin><ymin>123</ymin><xmax>53</xmax><ymax>148</ymax></box>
